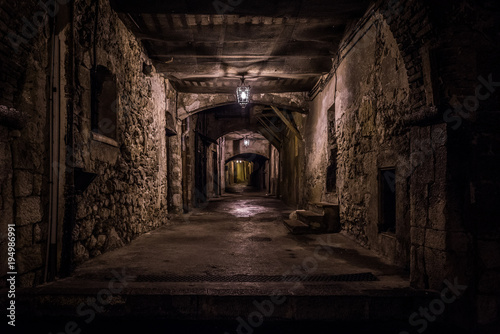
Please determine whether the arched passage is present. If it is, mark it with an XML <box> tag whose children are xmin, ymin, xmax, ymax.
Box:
<box><xmin>181</xmin><ymin>102</ymin><xmax>289</xmax><ymax>209</ymax></box>
<box><xmin>225</xmin><ymin>153</ymin><xmax>269</xmax><ymax>192</ymax></box>
<box><xmin>220</xmin><ymin>130</ymin><xmax>277</xmax><ymax>194</ymax></box>
<box><xmin>378</xmin><ymin>0</ymin><xmax>435</xmax><ymax>120</ymax></box>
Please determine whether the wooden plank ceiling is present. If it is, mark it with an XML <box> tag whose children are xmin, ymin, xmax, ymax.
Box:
<box><xmin>110</xmin><ymin>0</ymin><xmax>370</xmax><ymax>94</ymax></box>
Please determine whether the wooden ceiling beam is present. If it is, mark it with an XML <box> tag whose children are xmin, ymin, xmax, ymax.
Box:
<box><xmin>270</xmin><ymin>106</ymin><xmax>302</xmax><ymax>140</ymax></box>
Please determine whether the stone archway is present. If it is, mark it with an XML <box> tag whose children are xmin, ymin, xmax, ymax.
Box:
<box><xmin>378</xmin><ymin>0</ymin><xmax>435</xmax><ymax>117</ymax></box>
<box><xmin>225</xmin><ymin>153</ymin><xmax>269</xmax><ymax>191</ymax></box>
<box><xmin>176</xmin><ymin>91</ymin><xmax>309</xmax><ymax>120</ymax></box>
<box><xmin>375</xmin><ymin>1</ymin><xmax>453</xmax><ymax>291</ymax></box>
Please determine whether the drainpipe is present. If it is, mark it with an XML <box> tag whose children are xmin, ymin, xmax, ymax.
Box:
<box><xmin>44</xmin><ymin>16</ymin><xmax>61</xmax><ymax>283</ymax></box>
<box><xmin>61</xmin><ymin>0</ymin><xmax>76</xmax><ymax>277</ymax></box>
<box><xmin>44</xmin><ymin>0</ymin><xmax>75</xmax><ymax>281</ymax></box>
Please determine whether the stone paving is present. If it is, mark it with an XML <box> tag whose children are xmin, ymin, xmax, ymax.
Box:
<box><xmin>63</xmin><ymin>191</ymin><xmax>410</xmax><ymax>291</ymax></box>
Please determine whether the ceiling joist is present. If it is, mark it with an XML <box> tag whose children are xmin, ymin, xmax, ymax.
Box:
<box><xmin>113</xmin><ymin>0</ymin><xmax>371</xmax><ymax>94</ymax></box>
<box><xmin>270</xmin><ymin>106</ymin><xmax>303</xmax><ymax>140</ymax></box>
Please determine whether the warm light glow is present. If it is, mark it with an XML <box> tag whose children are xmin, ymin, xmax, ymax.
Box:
<box><xmin>236</xmin><ymin>78</ymin><xmax>251</xmax><ymax>108</ymax></box>
<box><xmin>243</xmin><ymin>139</ymin><xmax>250</xmax><ymax>147</ymax></box>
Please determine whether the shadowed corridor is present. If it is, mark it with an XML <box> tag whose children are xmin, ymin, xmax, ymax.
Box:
<box><xmin>1</xmin><ymin>0</ymin><xmax>499</xmax><ymax>332</ymax></box>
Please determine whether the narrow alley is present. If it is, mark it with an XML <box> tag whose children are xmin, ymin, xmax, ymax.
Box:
<box><xmin>17</xmin><ymin>190</ymin><xmax>429</xmax><ymax>333</ymax></box>
<box><xmin>0</xmin><ymin>0</ymin><xmax>499</xmax><ymax>333</ymax></box>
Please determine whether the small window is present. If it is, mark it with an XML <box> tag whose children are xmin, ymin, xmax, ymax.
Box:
<box><xmin>91</xmin><ymin>65</ymin><xmax>117</xmax><ymax>140</ymax></box>
<box><xmin>379</xmin><ymin>168</ymin><xmax>396</xmax><ymax>233</ymax></box>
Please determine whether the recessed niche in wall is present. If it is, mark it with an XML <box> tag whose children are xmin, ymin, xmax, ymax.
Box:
<box><xmin>326</xmin><ymin>103</ymin><xmax>337</xmax><ymax>193</ymax></box>
<box><xmin>91</xmin><ymin>65</ymin><xmax>118</xmax><ymax>140</ymax></box>
<box><xmin>379</xmin><ymin>168</ymin><xmax>396</xmax><ymax>234</ymax></box>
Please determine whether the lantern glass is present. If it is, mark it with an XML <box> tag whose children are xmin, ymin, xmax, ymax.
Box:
<box><xmin>236</xmin><ymin>86</ymin><xmax>251</xmax><ymax>107</ymax></box>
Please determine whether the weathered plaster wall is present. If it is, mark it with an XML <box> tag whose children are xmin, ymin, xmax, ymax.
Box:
<box><xmin>179</xmin><ymin>115</ymin><xmax>197</xmax><ymax>212</ymax></box>
<box><xmin>280</xmin><ymin>129</ymin><xmax>305</xmax><ymax>207</ymax></box>
<box><xmin>268</xmin><ymin>145</ymin><xmax>280</xmax><ymax>196</ymax></box>
<box><xmin>70</xmin><ymin>0</ymin><xmax>171</xmax><ymax>263</ymax></box>
<box><xmin>205</xmin><ymin>143</ymin><xmax>218</xmax><ymax>198</ymax></box>
<box><xmin>306</xmin><ymin>14</ymin><xmax>413</xmax><ymax>266</ymax></box>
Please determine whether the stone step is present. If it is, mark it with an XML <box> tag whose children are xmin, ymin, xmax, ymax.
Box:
<box><xmin>296</xmin><ymin>210</ymin><xmax>324</xmax><ymax>229</ymax></box>
<box><xmin>283</xmin><ymin>219</ymin><xmax>312</xmax><ymax>234</ymax></box>
<box><xmin>308</xmin><ymin>202</ymin><xmax>339</xmax><ymax>214</ymax></box>
<box><xmin>14</xmin><ymin>317</ymin><xmax>465</xmax><ymax>334</ymax></box>
<box><xmin>307</xmin><ymin>203</ymin><xmax>341</xmax><ymax>233</ymax></box>
<box><xmin>281</xmin><ymin>210</ymin><xmax>294</xmax><ymax>219</ymax></box>
<box><xmin>12</xmin><ymin>283</ymin><xmax>440</xmax><ymax>326</ymax></box>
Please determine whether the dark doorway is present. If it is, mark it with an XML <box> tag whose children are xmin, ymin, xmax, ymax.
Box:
<box><xmin>213</xmin><ymin>151</ymin><xmax>219</xmax><ymax>196</ymax></box>
<box><xmin>379</xmin><ymin>168</ymin><xmax>396</xmax><ymax>233</ymax></box>
<box><xmin>194</xmin><ymin>135</ymin><xmax>208</xmax><ymax>207</ymax></box>
<box><xmin>326</xmin><ymin>148</ymin><xmax>337</xmax><ymax>193</ymax></box>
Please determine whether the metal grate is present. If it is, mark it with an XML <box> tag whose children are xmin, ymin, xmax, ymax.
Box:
<box><xmin>135</xmin><ymin>273</ymin><xmax>378</xmax><ymax>283</ymax></box>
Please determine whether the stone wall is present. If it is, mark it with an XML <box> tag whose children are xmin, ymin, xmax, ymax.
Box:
<box><xmin>0</xmin><ymin>0</ymin><xmax>53</xmax><ymax>286</ymax></box>
<box><xmin>0</xmin><ymin>0</ymin><xmax>42</xmax><ymax>107</ymax></box>
<box><xmin>224</xmin><ymin>138</ymin><xmax>270</xmax><ymax>161</ymax></box>
<box><xmin>305</xmin><ymin>14</ymin><xmax>413</xmax><ymax>266</ymax></box>
<box><xmin>0</xmin><ymin>0</ymin><xmax>184</xmax><ymax>285</ymax></box>
<box><xmin>165</xmin><ymin>81</ymin><xmax>183</xmax><ymax>215</ymax></box>
<box><xmin>70</xmin><ymin>0</ymin><xmax>172</xmax><ymax>264</ymax></box>
<box><xmin>280</xmin><ymin>126</ymin><xmax>305</xmax><ymax>207</ymax></box>
<box><xmin>183</xmin><ymin>114</ymin><xmax>198</xmax><ymax>210</ymax></box>
<box><xmin>428</xmin><ymin>0</ymin><xmax>500</xmax><ymax>326</ymax></box>
<box><xmin>300</xmin><ymin>0</ymin><xmax>500</xmax><ymax>328</ymax></box>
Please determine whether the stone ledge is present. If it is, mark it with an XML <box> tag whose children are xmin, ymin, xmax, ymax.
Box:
<box><xmin>91</xmin><ymin>131</ymin><xmax>119</xmax><ymax>147</ymax></box>
<box><xmin>380</xmin><ymin>231</ymin><xmax>397</xmax><ymax>239</ymax></box>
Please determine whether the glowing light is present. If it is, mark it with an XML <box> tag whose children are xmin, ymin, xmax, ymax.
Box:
<box><xmin>236</xmin><ymin>77</ymin><xmax>251</xmax><ymax>108</ymax></box>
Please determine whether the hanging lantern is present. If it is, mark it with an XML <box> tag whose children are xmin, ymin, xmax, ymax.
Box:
<box><xmin>243</xmin><ymin>137</ymin><xmax>250</xmax><ymax>147</ymax></box>
<box><xmin>236</xmin><ymin>77</ymin><xmax>251</xmax><ymax>108</ymax></box>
